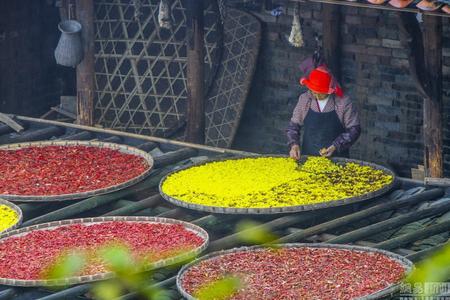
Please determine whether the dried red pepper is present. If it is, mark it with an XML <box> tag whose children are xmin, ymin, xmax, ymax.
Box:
<box><xmin>0</xmin><ymin>221</ymin><xmax>205</xmax><ymax>280</ymax></box>
<box><xmin>0</xmin><ymin>146</ymin><xmax>149</xmax><ymax>196</ymax></box>
<box><xmin>181</xmin><ymin>247</ymin><xmax>406</xmax><ymax>300</ymax></box>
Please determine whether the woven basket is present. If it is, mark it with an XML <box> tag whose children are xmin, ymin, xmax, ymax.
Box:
<box><xmin>159</xmin><ymin>155</ymin><xmax>397</xmax><ymax>214</ymax></box>
<box><xmin>0</xmin><ymin>216</ymin><xmax>209</xmax><ymax>287</ymax></box>
<box><xmin>177</xmin><ymin>243</ymin><xmax>414</xmax><ymax>300</ymax></box>
<box><xmin>0</xmin><ymin>140</ymin><xmax>154</xmax><ymax>202</ymax></box>
<box><xmin>0</xmin><ymin>199</ymin><xmax>23</xmax><ymax>234</ymax></box>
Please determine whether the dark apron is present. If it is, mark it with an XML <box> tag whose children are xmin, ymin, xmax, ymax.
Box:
<box><xmin>301</xmin><ymin>104</ymin><xmax>349</xmax><ymax>158</ymax></box>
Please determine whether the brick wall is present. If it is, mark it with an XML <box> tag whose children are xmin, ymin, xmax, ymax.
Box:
<box><xmin>233</xmin><ymin>4</ymin><xmax>450</xmax><ymax>177</ymax></box>
<box><xmin>0</xmin><ymin>0</ymin><xmax>73</xmax><ymax>116</ymax></box>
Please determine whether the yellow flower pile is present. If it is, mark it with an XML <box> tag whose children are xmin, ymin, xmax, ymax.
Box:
<box><xmin>161</xmin><ymin>157</ymin><xmax>393</xmax><ymax>208</ymax></box>
<box><xmin>0</xmin><ymin>204</ymin><xmax>19</xmax><ymax>232</ymax></box>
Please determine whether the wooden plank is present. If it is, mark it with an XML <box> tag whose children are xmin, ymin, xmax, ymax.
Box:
<box><xmin>322</xmin><ymin>4</ymin><xmax>341</xmax><ymax>81</ymax></box>
<box><xmin>0</xmin><ymin>113</ymin><xmax>24</xmax><ymax>132</ymax></box>
<box><xmin>423</xmin><ymin>15</ymin><xmax>443</xmax><ymax>178</ymax></box>
<box><xmin>424</xmin><ymin>177</ymin><xmax>450</xmax><ymax>187</ymax></box>
<box><xmin>185</xmin><ymin>0</ymin><xmax>205</xmax><ymax>144</ymax></box>
<box><xmin>75</xmin><ymin>0</ymin><xmax>95</xmax><ymax>126</ymax></box>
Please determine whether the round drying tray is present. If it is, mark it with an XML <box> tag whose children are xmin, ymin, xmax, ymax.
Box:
<box><xmin>0</xmin><ymin>140</ymin><xmax>154</xmax><ymax>202</ymax></box>
<box><xmin>159</xmin><ymin>155</ymin><xmax>397</xmax><ymax>214</ymax></box>
<box><xmin>177</xmin><ymin>243</ymin><xmax>414</xmax><ymax>300</ymax></box>
<box><xmin>0</xmin><ymin>216</ymin><xmax>209</xmax><ymax>287</ymax></box>
<box><xmin>0</xmin><ymin>199</ymin><xmax>23</xmax><ymax>234</ymax></box>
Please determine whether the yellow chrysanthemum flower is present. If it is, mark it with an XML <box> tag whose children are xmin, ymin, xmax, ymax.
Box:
<box><xmin>0</xmin><ymin>205</ymin><xmax>19</xmax><ymax>232</ymax></box>
<box><xmin>161</xmin><ymin>157</ymin><xmax>393</xmax><ymax>209</ymax></box>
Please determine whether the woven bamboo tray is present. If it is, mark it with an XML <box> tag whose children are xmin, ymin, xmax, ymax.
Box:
<box><xmin>177</xmin><ymin>243</ymin><xmax>414</xmax><ymax>300</ymax></box>
<box><xmin>159</xmin><ymin>155</ymin><xmax>397</xmax><ymax>214</ymax></box>
<box><xmin>0</xmin><ymin>216</ymin><xmax>209</xmax><ymax>287</ymax></box>
<box><xmin>0</xmin><ymin>199</ymin><xmax>22</xmax><ymax>234</ymax></box>
<box><xmin>0</xmin><ymin>140</ymin><xmax>154</xmax><ymax>202</ymax></box>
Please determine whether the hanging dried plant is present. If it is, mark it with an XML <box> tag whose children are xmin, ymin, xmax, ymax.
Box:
<box><xmin>132</xmin><ymin>0</ymin><xmax>142</xmax><ymax>20</ymax></box>
<box><xmin>158</xmin><ymin>0</ymin><xmax>173</xmax><ymax>30</ymax></box>
<box><xmin>288</xmin><ymin>3</ymin><xmax>304</xmax><ymax>48</ymax></box>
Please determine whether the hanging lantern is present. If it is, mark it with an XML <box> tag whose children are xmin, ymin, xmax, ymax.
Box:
<box><xmin>158</xmin><ymin>0</ymin><xmax>173</xmax><ymax>30</ymax></box>
<box><xmin>288</xmin><ymin>3</ymin><xmax>304</xmax><ymax>48</ymax></box>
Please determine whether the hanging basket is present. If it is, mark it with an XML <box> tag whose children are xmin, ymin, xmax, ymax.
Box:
<box><xmin>54</xmin><ymin>20</ymin><xmax>83</xmax><ymax>67</ymax></box>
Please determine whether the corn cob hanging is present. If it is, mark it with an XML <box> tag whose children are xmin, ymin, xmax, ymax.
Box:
<box><xmin>288</xmin><ymin>3</ymin><xmax>304</xmax><ymax>47</ymax></box>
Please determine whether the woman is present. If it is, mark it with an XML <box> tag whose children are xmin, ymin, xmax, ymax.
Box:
<box><xmin>286</xmin><ymin>66</ymin><xmax>361</xmax><ymax>159</ymax></box>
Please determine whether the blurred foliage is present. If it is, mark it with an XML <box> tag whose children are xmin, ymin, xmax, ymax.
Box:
<box><xmin>235</xmin><ymin>220</ymin><xmax>278</xmax><ymax>245</ymax></box>
<box><xmin>406</xmin><ymin>242</ymin><xmax>450</xmax><ymax>296</ymax></box>
<box><xmin>194</xmin><ymin>276</ymin><xmax>242</xmax><ymax>300</ymax></box>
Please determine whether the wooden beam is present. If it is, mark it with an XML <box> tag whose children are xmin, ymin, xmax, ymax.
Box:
<box><xmin>397</xmin><ymin>12</ymin><xmax>428</xmax><ymax>98</ymax></box>
<box><xmin>322</xmin><ymin>4</ymin><xmax>341</xmax><ymax>81</ymax></box>
<box><xmin>185</xmin><ymin>0</ymin><xmax>205</xmax><ymax>144</ymax></box>
<box><xmin>75</xmin><ymin>0</ymin><xmax>95</xmax><ymax>126</ymax></box>
<box><xmin>423</xmin><ymin>15</ymin><xmax>443</xmax><ymax>178</ymax></box>
<box><xmin>398</xmin><ymin>13</ymin><xmax>444</xmax><ymax>178</ymax></box>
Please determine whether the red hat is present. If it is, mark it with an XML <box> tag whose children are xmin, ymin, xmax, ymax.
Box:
<box><xmin>300</xmin><ymin>67</ymin><xmax>343</xmax><ymax>97</ymax></box>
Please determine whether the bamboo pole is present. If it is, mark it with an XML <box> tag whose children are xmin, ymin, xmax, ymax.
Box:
<box><xmin>15</xmin><ymin>115</ymin><xmax>257</xmax><ymax>156</ymax></box>
<box><xmin>75</xmin><ymin>0</ymin><xmax>95</xmax><ymax>126</ymax></box>
<box><xmin>185</xmin><ymin>0</ymin><xmax>205</xmax><ymax>144</ymax></box>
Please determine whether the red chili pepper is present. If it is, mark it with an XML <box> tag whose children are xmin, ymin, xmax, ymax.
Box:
<box><xmin>0</xmin><ymin>222</ymin><xmax>205</xmax><ymax>280</ymax></box>
<box><xmin>181</xmin><ymin>248</ymin><xmax>406</xmax><ymax>300</ymax></box>
<box><xmin>0</xmin><ymin>146</ymin><xmax>149</xmax><ymax>196</ymax></box>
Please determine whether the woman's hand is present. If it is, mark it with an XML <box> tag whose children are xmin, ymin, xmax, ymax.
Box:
<box><xmin>321</xmin><ymin>145</ymin><xmax>336</xmax><ymax>157</ymax></box>
<box><xmin>289</xmin><ymin>144</ymin><xmax>301</xmax><ymax>160</ymax></box>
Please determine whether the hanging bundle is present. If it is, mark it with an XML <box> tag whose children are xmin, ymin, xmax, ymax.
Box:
<box><xmin>218</xmin><ymin>0</ymin><xmax>228</xmax><ymax>23</ymax></box>
<box><xmin>132</xmin><ymin>0</ymin><xmax>142</xmax><ymax>20</ymax></box>
<box><xmin>158</xmin><ymin>0</ymin><xmax>173</xmax><ymax>30</ymax></box>
<box><xmin>288</xmin><ymin>3</ymin><xmax>304</xmax><ymax>48</ymax></box>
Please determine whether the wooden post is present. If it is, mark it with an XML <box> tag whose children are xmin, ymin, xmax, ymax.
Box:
<box><xmin>423</xmin><ymin>15</ymin><xmax>443</xmax><ymax>178</ymax></box>
<box><xmin>185</xmin><ymin>0</ymin><xmax>205</xmax><ymax>144</ymax></box>
<box><xmin>75</xmin><ymin>0</ymin><xmax>95</xmax><ymax>126</ymax></box>
<box><xmin>322</xmin><ymin>4</ymin><xmax>341</xmax><ymax>81</ymax></box>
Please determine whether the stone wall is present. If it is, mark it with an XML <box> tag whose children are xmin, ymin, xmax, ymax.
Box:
<box><xmin>233</xmin><ymin>4</ymin><xmax>450</xmax><ymax>177</ymax></box>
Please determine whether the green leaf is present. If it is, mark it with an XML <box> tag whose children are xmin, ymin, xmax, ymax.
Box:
<box><xmin>194</xmin><ymin>276</ymin><xmax>242</xmax><ymax>300</ymax></box>
<box><xmin>406</xmin><ymin>242</ymin><xmax>450</xmax><ymax>296</ymax></box>
<box><xmin>100</xmin><ymin>244</ymin><xmax>135</xmax><ymax>273</ymax></box>
<box><xmin>92</xmin><ymin>281</ymin><xmax>123</xmax><ymax>300</ymax></box>
<box><xmin>45</xmin><ymin>251</ymin><xmax>86</xmax><ymax>281</ymax></box>
<box><xmin>236</xmin><ymin>220</ymin><xmax>278</xmax><ymax>245</ymax></box>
